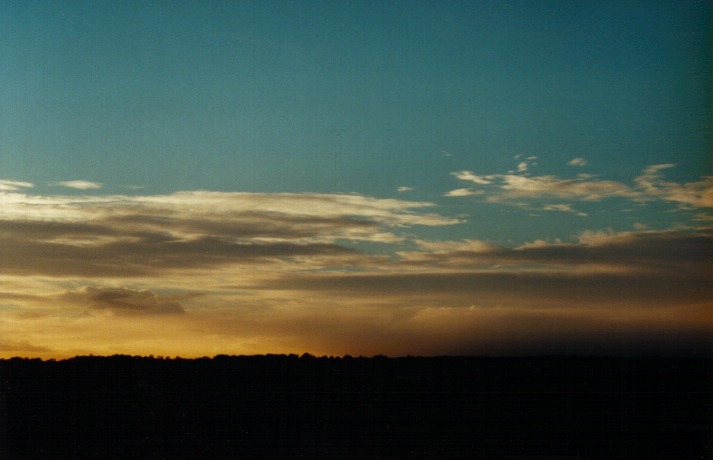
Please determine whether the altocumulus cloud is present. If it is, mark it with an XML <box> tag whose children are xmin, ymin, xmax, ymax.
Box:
<box><xmin>448</xmin><ymin>162</ymin><xmax>713</xmax><ymax>212</ymax></box>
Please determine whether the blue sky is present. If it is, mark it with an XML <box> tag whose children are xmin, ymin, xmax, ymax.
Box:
<box><xmin>1</xmin><ymin>1</ymin><xmax>711</xmax><ymax>357</ymax></box>
<box><xmin>2</xmin><ymin>1</ymin><xmax>711</xmax><ymax>243</ymax></box>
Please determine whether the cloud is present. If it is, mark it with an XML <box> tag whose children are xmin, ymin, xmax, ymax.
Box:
<box><xmin>2</xmin><ymin>184</ymin><xmax>710</xmax><ymax>358</ymax></box>
<box><xmin>451</xmin><ymin>170</ymin><xmax>633</xmax><ymax>201</ymax></box>
<box><xmin>0</xmin><ymin>180</ymin><xmax>33</xmax><ymax>191</ymax></box>
<box><xmin>0</xmin><ymin>220</ymin><xmax>363</xmax><ymax>277</ymax></box>
<box><xmin>413</xmin><ymin>239</ymin><xmax>497</xmax><ymax>253</ymax></box>
<box><xmin>389</xmin><ymin>228</ymin><xmax>713</xmax><ymax>308</ymax></box>
<box><xmin>0</xmin><ymin>340</ymin><xmax>52</xmax><ymax>353</ymax></box>
<box><xmin>270</xmin><ymin>246</ymin><xmax>712</xmax><ymax>309</ymax></box>
<box><xmin>448</xmin><ymin>163</ymin><xmax>713</xmax><ymax>209</ymax></box>
<box><xmin>0</xmin><ymin>190</ymin><xmax>459</xmax><ymax>277</ymax></box>
<box><xmin>542</xmin><ymin>204</ymin><xmax>574</xmax><ymax>212</ymax></box>
<box><xmin>0</xmin><ymin>190</ymin><xmax>460</xmax><ymax>230</ymax></box>
<box><xmin>510</xmin><ymin>156</ymin><xmax>537</xmax><ymax>174</ymax></box>
<box><xmin>498</xmin><ymin>174</ymin><xmax>633</xmax><ymax>201</ymax></box>
<box><xmin>634</xmin><ymin>164</ymin><xmax>676</xmax><ymax>186</ymax></box>
<box><xmin>633</xmin><ymin>164</ymin><xmax>713</xmax><ymax>208</ymax></box>
<box><xmin>55</xmin><ymin>180</ymin><xmax>103</xmax><ymax>190</ymax></box>
<box><xmin>568</xmin><ymin>158</ymin><xmax>588</xmax><ymax>167</ymax></box>
<box><xmin>542</xmin><ymin>204</ymin><xmax>587</xmax><ymax>216</ymax></box>
<box><xmin>3</xmin><ymin>224</ymin><xmax>711</xmax><ymax>358</ymax></box>
<box><xmin>397</xmin><ymin>186</ymin><xmax>414</xmax><ymax>193</ymax></box>
<box><xmin>451</xmin><ymin>171</ymin><xmax>495</xmax><ymax>184</ymax></box>
<box><xmin>693</xmin><ymin>213</ymin><xmax>713</xmax><ymax>222</ymax></box>
<box><xmin>443</xmin><ymin>188</ymin><xmax>483</xmax><ymax>197</ymax></box>
<box><xmin>63</xmin><ymin>287</ymin><xmax>185</xmax><ymax>315</ymax></box>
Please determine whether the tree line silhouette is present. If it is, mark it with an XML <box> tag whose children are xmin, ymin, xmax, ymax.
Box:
<box><xmin>1</xmin><ymin>354</ymin><xmax>711</xmax><ymax>458</ymax></box>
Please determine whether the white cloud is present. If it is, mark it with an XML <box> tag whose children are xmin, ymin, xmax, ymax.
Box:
<box><xmin>543</xmin><ymin>204</ymin><xmax>574</xmax><ymax>212</ymax></box>
<box><xmin>515</xmin><ymin>238</ymin><xmax>565</xmax><ymax>249</ymax></box>
<box><xmin>517</xmin><ymin>162</ymin><xmax>528</xmax><ymax>173</ymax></box>
<box><xmin>0</xmin><ymin>191</ymin><xmax>459</xmax><ymax>228</ymax></box>
<box><xmin>451</xmin><ymin>171</ymin><xmax>494</xmax><ymax>184</ymax></box>
<box><xmin>542</xmin><ymin>204</ymin><xmax>587</xmax><ymax>216</ymax></box>
<box><xmin>568</xmin><ymin>158</ymin><xmax>588</xmax><ymax>167</ymax></box>
<box><xmin>444</xmin><ymin>188</ymin><xmax>483</xmax><ymax>197</ymax></box>
<box><xmin>56</xmin><ymin>180</ymin><xmax>103</xmax><ymax>190</ymax></box>
<box><xmin>0</xmin><ymin>180</ymin><xmax>34</xmax><ymax>191</ymax></box>
<box><xmin>397</xmin><ymin>186</ymin><xmax>414</xmax><ymax>193</ymax></box>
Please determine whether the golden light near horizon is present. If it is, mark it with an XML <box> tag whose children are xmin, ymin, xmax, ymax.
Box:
<box><xmin>1</xmin><ymin>2</ymin><xmax>711</xmax><ymax>358</ymax></box>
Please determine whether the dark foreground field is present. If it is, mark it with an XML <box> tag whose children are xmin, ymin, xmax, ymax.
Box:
<box><xmin>1</xmin><ymin>355</ymin><xmax>711</xmax><ymax>459</ymax></box>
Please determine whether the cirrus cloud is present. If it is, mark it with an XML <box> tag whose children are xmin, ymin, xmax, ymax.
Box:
<box><xmin>0</xmin><ymin>189</ymin><xmax>459</xmax><ymax>278</ymax></box>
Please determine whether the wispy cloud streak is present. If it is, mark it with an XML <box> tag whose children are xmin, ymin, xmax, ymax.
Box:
<box><xmin>448</xmin><ymin>164</ymin><xmax>713</xmax><ymax>212</ymax></box>
<box><xmin>54</xmin><ymin>180</ymin><xmax>103</xmax><ymax>190</ymax></box>
<box><xmin>0</xmin><ymin>190</ymin><xmax>458</xmax><ymax>277</ymax></box>
<box><xmin>0</xmin><ymin>180</ymin><xmax>33</xmax><ymax>191</ymax></box>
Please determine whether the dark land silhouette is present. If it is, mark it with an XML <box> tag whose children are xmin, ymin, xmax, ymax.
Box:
<box><xmin>1</xmin><ymin>354</ymin><xmax>711</xmax><ymax>458</ymax></box>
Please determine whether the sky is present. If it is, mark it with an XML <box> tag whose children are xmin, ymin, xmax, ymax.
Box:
<box><xmin>1</xmin><ymin>1</ymin><xmax>711</xmax><ymax>358</ymax></box>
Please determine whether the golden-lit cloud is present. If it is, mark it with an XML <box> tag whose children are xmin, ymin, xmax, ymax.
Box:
<box><xmin>0</xmin><ymin>190</ymin><xmax>459</xmax><ymax>278</ymax></box>
<box><xmin>448</xmin><ymin>164</ymin><xmax>713</xmax><ymax>211</ymax></box>
<box><xmin>452</xmin><ymin>171</ymin><xmax>635</xmax><ymax>201</ymax></box>
<box><xmin>634</xmin><ymin>164</ymin><xmax>713</xmax><ymax>208</ymax></box>
<box><xmin>542</xmin><ymin>204</ymin><xmax>587</xmax><ymax>215</ymax></box>
<box><xmin>0</xmin><ymin>186</ymin><xmax>710</xmax><ymax>359</ymax></box>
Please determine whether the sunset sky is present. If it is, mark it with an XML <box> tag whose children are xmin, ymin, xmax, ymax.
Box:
<box><xmin>1</xmin><ymin>1</ymin><xmax>711</xmax><ymax>358</ymax></box>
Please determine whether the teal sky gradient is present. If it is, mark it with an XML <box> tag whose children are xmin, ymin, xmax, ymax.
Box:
<box><xmin>2</xmin><ymin>1</ymin><xmax>711</xmax><ymax>244</ymax></box>
<box><xmin>1</xmin><ymin>1</ymin><xmax>712</xmax><ymax>358</ymax></box>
